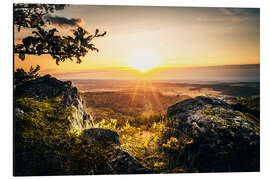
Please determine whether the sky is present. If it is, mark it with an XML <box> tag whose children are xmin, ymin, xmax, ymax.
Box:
<box><xmin>14</xmin><ymin>5</ymin><xmax>260</xmax><ymax>81</ymax></box>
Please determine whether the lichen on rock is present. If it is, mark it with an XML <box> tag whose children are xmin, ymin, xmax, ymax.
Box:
<box><xmin>15</xmin><ymin>74</ymin><xmax>93</xmax><ymax>131</ymax></box>
<box><xmin>166</xmin><ymin>96</ymin><xmax>260</xmax><ymax>172</ymax></box>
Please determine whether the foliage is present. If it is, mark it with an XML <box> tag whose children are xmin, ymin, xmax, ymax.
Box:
<box><xmin>81</xmin><ymin>91</ymin><xmax>196</xmax><ymax>173</ymax></box>
<box><xmin>14</xmin><ymin>97</ymin><xmax>119</xmax><ymax>175</ymax></box>
<box><xmin>14</xmin><ymin>3</ymin><xmax>106</xmax><ymax>64</ymax></box>
<box><xmin>162</xmin><ymin>137</ymin><xmax>179</xmax><ymax>150</ymax></box>
<box><xmin>14</xmin><ymin>65</ymin><xmax>40</xmax><ymax>86</ymax></box>
<box><xmin>67</xmin><ymin>141</ymin><xmax>119</xmax><ymax>175</ymax></box>
<box><xmin>15</xmin><ymin>97</ymin><xmax>73</xmax><ymax>175</ymax></box>
<box><xmin>14</xmin><ymin>4</ymin><xmax>66</xmax><ymax>31</ymax></box>
<box><xmin>116</xmin><ymin>119</ymin><xmax>193</xmax><ymax>173</ymax></box>
<box><xmin>82</xmin><ymin>91</ymin><xmax>187</xmax><ymax>128</ymax></box>
<box><xmin>95</xmin><ymin>117</ymin><xmax>185</xmax><ymax>173</ymax></box>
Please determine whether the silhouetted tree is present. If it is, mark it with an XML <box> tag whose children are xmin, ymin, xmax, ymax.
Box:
<box><xmin>14</xmin><ymin>4</ymin><xmax>106</xmax><ymax>65</ymax></box>
<box><xmin>14</xmin><ymin>65</ymin><xmax>40</xmax><ymax>86</ymax></box>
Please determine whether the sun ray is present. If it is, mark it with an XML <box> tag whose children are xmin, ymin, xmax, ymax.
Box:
<box><xmin>130</xmin><ymin>80</ymin><xmax>140</xmax><ymax>105</ymax></box>
<box><xmin>147</xmin><ymin>80</ymin><xmax>165</xmax><ymax>114</ymax></box>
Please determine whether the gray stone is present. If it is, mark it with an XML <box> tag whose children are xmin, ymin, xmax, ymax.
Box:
<box><xmin>167</xmin><ymin>96</ymin><xmax>260</xmax><ymax>172</ymax></box>
<box><xmin>109</xmin><ymin>149</ymin><xmax>152</xmax><ymax>174</ymax></box>
<box><xmin>82</xmin><ymin>128</ymin><xmax>120</xmax><ymax>146</ymax></box>
<box><xmin>15</xmin><ymin>74</ymin><xmax>94</xmax><ymax>129</ymax></box>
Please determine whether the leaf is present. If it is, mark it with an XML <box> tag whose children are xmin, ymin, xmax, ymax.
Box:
<box><xmin>95</xmin><ymin>29</ymin><xmax>99</xmax><ymax>35</ymax></box>
<box><xmin>36</xmin><ymin>44</ymin><xmax>43</xmax><ymax>55</ymax></box>
<box><xmin>76</xmin><ymin>58</ymin><xmax>82</xmax><ymax>64</ymax></box>
<box><xmin>19</xmin><ymin>53</ymin><xmax>25</xmax><ymax>61</ymax></box>
<box><xmin>22</xmin><ymin>37</ymin><xmax>32</xmax><ymax>48</ymax></box>
<box><xmin>42</xmin><ymin>42</ymin><xmax>47</xmax><ymax>48</ymax></box>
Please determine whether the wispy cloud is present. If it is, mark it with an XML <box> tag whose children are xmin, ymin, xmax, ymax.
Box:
<box><xmin>197</xmin><ymin>16</ymin><xmax>257</xmax><ymax>23</ymax></box>
<box><xmin>197</xmin><ymin>8</ymin><xmax>259</xmax><ymax>23</ymax></box>
<box><xmin>218</xmin><ymin>8</ymin><xmax>259</xmax><ymax>17</ymax></box>
<box><xmin>219</xmin><ymin>8</ymin><xmax>243</xmax><ymax>16</ymax></box>
<box><xmin>45</xmin><ymin>15</ymin><xmax>84</xmax><ymax>28</ymax></box>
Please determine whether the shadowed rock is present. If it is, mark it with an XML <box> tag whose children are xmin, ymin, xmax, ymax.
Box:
<box><xmin>109</xmin><ymin>149</ymin><xmax>152</xmax><ymax>174</ymax></box>
<box><xmin>82</xmin><ymin>128</ymin><xmax>120</xmax><ymax>146</ymax></box>
<box><xmin>81</xmin><ymin>128</ymin><xmax>152</xmax><ymax>174</ymax></box>
<box><xmin>167</xmin><ymin>96</ymin><xmax>260</xmax><ymax>172</ymax></box>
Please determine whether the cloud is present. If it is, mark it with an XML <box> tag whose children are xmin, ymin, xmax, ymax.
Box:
<box><xmin>201</xmin><ymin>8</ymin><xmax>259</xmax><ymax>23</ymax></box>
<box><xmin>218</xmin><ymin>8</ymin><xmax>259</xmax><ymax>17</ymax></box>
<box><xmin>45</xmin><ymin>15</ymin><xmax>84</xmax><ymax>28</ymax></box>
<box><xmin>219</xmin><ymin>8</ymin><xmax>242</xmax><ymax>15</ymax></box>
<box><xmin>197</xmin><ymin>8</ymin><xmax>259</xmax><ymax>23</ymax></box>
<box><xmin>197</xmin><ymin>16</ymin><xmax>254</xmax><ymax>23</ymax></box>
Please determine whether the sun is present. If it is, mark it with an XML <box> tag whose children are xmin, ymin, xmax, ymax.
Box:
<box><xmin>128</xmin><ymin>51</ymin><xmax>161</xmax><ymax>72</ymax></box>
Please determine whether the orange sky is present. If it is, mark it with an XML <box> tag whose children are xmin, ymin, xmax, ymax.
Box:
<box><xmin>14</xmin><ymin>5</ymin><xmax>260</xmax><ymax>81</ymax></box>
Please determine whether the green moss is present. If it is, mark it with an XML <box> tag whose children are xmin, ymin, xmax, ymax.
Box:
<box><xmin>240</xmin><ymin>112</ymin><xmax>260</xmax><ymax>133</ymax></box>
<box><xmin>15</xmin><ymin>98</ymin><xmax>74</xmax><ymax>175</ymax></box>
<box><xmin>197</xmin><ymin>106</ymin><xmax>259</xmax><ymax>133</ymax></box>
<box><xmin>15</xmin><ymin>97</ymin><xmax>120</xmax><ymax>175</ymax></box>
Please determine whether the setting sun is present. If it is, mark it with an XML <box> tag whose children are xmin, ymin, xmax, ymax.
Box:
<box><xmin>128</xmin><ymin>51</ymin><xmax>161</xmax><ymax>72</ymax></box>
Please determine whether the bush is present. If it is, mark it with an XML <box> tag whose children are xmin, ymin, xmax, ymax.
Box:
<box><xmin>14</xmin><ymin>65</ymin><xmax>40</xmax><ymax>86</ymax></box>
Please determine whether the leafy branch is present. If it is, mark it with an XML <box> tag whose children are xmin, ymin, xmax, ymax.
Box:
<box><xmin>14</xmin><ymin>26</ymin><xmax>106</xmax><ymax>64</ymax></box>
<box><xmin>14</xmin><ymin>65</ymin><xmax>40</xmax><ymax>86</ymax></box>
<box><xmin>14</xmin><ymin>3</ymin><xmax>107</xmax><ymax>64</ymax></box>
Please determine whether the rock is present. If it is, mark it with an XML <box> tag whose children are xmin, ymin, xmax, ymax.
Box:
<box><xmin>109</xmin><ymin>149</ymin><xmax>152</xmax><ymax>174</ymax></box>
<box><xmin>15</xmin><ymin>74</ymin><xmax>93</xmax><ymax>129</ymax></box>
<box><xmin>81</xmin><ymin>128</ymin><xmax>152</xmax><ymax>174</ymax></box>
<box><xmin>167</xmin><ymin>96</ymin><xmax>260</xmax><ymax>172</ymax></box>
<box><xmin>15</xmin><ymin>107</ymin><xmax>24</xmax><ymax>117</ymax></box>
<box><xmin>82</xmin><ymin>128</ymin><xmax>120</xmax><ymax>146</ymax></box>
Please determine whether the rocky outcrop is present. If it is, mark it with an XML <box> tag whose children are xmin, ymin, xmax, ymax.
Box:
<box><xmin>14</xmin><ymin>75</ymin><xmax>150</xmax><ymax>175</ymax></box>
<box><xmin>15</xmin><ymin>74</ymin><xmax>93</xmax><ymax>130</ymax></box>
<box><xmin>82</xmin><ymin>128</ymin><xmax>120</xmax><ymax>146</ymax></box>
<box><xmin>167</xmin><ymin>96</ymin><xmax>260</xmax><ymax>172</ymax></box>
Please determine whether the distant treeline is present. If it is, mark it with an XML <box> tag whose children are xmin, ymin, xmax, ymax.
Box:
<box><xmin>81</xmin><ymin>90</ymin><xmax>190</xmax><ymax>128</ymax></box>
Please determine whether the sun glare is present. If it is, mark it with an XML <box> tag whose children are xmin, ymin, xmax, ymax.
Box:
<box><xmin>128</xmin><ymin>51</ymin><xmax>161</xmax><ymax>72</ymax></box>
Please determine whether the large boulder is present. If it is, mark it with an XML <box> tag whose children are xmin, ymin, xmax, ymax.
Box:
<box><xmin>15</xmin><ymin>74</ymin><xmax>93</xmax><ymax>129</ymax></box>
<box><xmin>167</xmin><ymin>96</ymin><xmax>260</xmax><ymax>172</ymax></box>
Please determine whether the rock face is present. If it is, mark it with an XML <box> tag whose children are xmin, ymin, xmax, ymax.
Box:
<box><xmin>15</xmin><ymin>74</ymin><xmax>93</xmax><ymax>129</ymax></box>
<box><xmin>167</xmin><ymin>96</ymin><xmax>260</xmax><ymax>172</ymax></box>
<box><xmin>82</xmin><ymin>128</ymin><xmax>120</xmax><ymax>146</ymax></box>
